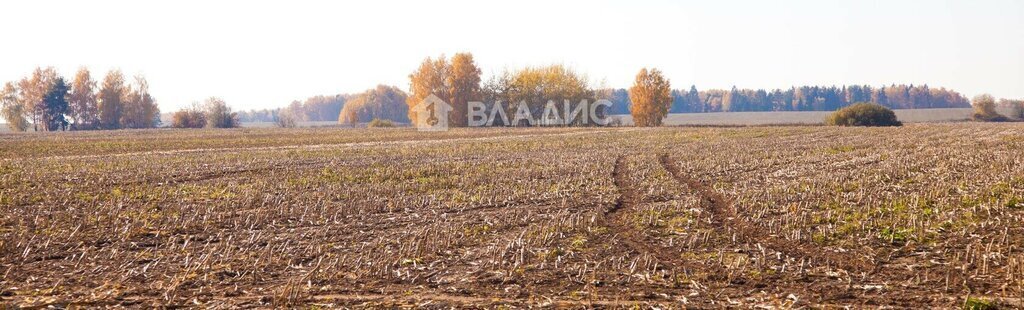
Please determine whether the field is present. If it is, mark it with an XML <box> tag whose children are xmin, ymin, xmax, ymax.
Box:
<box><xmin>2</xmin><ymin>124</ymin><xmax>1024</xmax><ymax>308</ymax></box>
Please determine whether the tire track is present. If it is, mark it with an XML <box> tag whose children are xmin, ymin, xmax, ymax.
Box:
<box><xmin>112</xmin><ymin>160</ymin><xmax>325</xmax><ymax>187</ymax></box>
<box><xmin>658</xmin><ymin>153</ymin><xmax>975</xmax><ymax>305</ymax></box>
<box><xmin>599</xmin><ymin>155</ymin><xmax>685</xmax><ymax>271</ymax></box>
<box><xmin>657</xmin><ymin>153</ymin><xmax>872</xmax><ymax>272</ymax></box>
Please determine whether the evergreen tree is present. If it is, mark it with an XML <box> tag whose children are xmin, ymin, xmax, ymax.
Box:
<box><xmin>41</xmin><ymin>77</ymin><xmax>70</xmax><ymax>131</ymax></box>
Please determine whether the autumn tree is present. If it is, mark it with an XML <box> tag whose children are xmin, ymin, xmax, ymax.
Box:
<box><xmin>628</xmin><ymin>68</ymin><xmax>672</xmax><ymax>127</ymax></box>
<box><xmin>408</xmin><ymin>56</ymin><xmax>449</xmax><ymax>126</ymax></box>
<box><xmin>1</xmin><ymin>82</ymin><xmax>29</xmax><ymax>132</ymax></box>
<box><xmin>971</xmin><ymin>94</ymin><xmax>1008</xmax><ymax>122</ymax></box>
<box><xmin>447</xmin><ymin>53</ymin><xmax>482</xmax><ymax>127</ymax></box>
<box><xmin>344</xmin><ymin>109</ymin><xmax>358</xmax><ymax>127</ymax></box>
<box><xmin>485</xmin><ymin>64</ymin><xmax>594</xmax><ymax>126</ymax></box>
<box><xmin>203</xmin><ymin>97</ymin><xmax>239</xmax><ymax>128</ymax></box>
<box><xmin>2</xmin><ymin>67</ymin><xmax>159</xmax><ymax>131</ymax></box>
<box><xmin>121</xmin><ymin>75</ymin><xmax>159</xmax><ymax>128</ymax></box>
<box><xmin>340</xmin><ymin>85</ymin><xmax>409</xmax><ymax>124</ymax></box>
<box><xmin>69</xmin><ymin>68</ymin><xmax>99</xmax><ymax>130</ymax></box>
<box><xmin>17</xmin><ymin>67</ymin><xmax>60</xmax><ymax>131</ymax></box>
<box><xmin>999</xmin><ymin>99</ymin><xmax>1024</xmax><ymax>120</ymax></box>
<box><xmin>98</xmin><ymin>70</ymin><xmax>127</xmax><ymax>129</ymax></box>
<box><xmin>407</xmin><ymin>53</ymin><xmax>482</xmax><ymax>127</ymax></box>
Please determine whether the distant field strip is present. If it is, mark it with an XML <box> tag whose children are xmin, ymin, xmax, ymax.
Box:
<box><xmin>7</xmin><ymin>128</ymin><xmax>629</xmax><ymax>161</ymax></box>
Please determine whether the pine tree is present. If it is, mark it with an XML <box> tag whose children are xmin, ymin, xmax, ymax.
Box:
<box><xmin>41</xmin><ymin>77</ymin><xmax>70</xmax><ymax>131</ymax></box>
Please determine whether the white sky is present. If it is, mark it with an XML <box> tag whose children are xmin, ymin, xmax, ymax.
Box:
<box><xmin>1</xmin><ymin>0</ymin><xmax>1022</xmax><ymax>111</ymax></box>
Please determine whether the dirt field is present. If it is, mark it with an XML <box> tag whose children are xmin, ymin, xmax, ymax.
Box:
<box><xmin>2</xmin><ymin>124</ymin><xmax>1024</xmax><ymax>308</ymax></box>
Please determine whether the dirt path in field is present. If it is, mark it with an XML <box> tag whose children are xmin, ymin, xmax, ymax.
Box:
<box><xmin>657</xmin><ymin>154</ymin><xmax>876</xmax><ymax>276</ymax></box>
<box><xmin>657</xmin><ymin>154</ymin><xmax>733</xmax><ymax>226</ymax></box>
<box><xmin>114</xmin><ymin>160</ymin><xmax>326</xmax><ymax>186</ymax></box>
<box><xmin>599</xmin><ymin>155</ymin><xmax>685</xmax><ymax>271</ymax></box>
<box><xmin>654</xmin><ymin>153</ymin><xmax>978</xmax><ymax>306</ymax></box>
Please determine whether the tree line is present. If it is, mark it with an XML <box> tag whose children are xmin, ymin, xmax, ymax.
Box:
<box><xmin>236</xmin><ymin>95</ymin><xmax>347</xmax><ymax>123</ymax></box>
<box><xmin>235</xmin><ymin>53</ymin><xmax>602</xmax><ymax>128</ymax></box>
<box><xmin>1</xmin><ymin>67</ymin><xmax>158</xmax><ymax>132</ymax></box>
<box><xmin>8</xmin><ymin>57</ymin><xmax>1011</xmax><ymax>131</ymax></box>
<box><xmin>168</xmin><ymin>53</ymin><xmax>993</xmax><ymax>129</ymax></box>
<box><xmin>366</xmin><ymin>54</ymin><xmax>983</xmax><ymax>127</ymax></box>
<box><xmin>335</xmin><ymin>54</ymin><xmax>989</xmax><ymax>127</ymax></box>
<box><xmin>599</xmin><ymin>84</ymin><xmax>972</xmax><ymax>115</ymax></box>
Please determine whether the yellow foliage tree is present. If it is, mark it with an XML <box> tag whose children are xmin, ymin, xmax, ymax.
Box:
<box><xmin>121</xmin><ymin>75</ymin><xmax>160</xmax><ymax>129</ymax></box>
<box><xmin>1</xmin><ymin>82</ymin><xmax>29</xmax><ymax>132</ymax></box>
<box><xmin>628</xmin><ymin>68</ymin><xmax>672</xmax><ymax>127</ymax></box>
<box><xmin>971</xmin><ymin>94</ymin><xmax>1007</xmax><ymax>122</ymax></box>
<box><xmin>17</xmin><ymin>67</ymin><xmax>60</xmax><ymax>131</ymax></box>
<box><xmin>341</xmin><ymin>85</ymin><xmax>409</xmax><ymax>124</ymax></box>
<box><xmin>98</xmin><ymin>70</ymin><xmax>126</xmax><ymax>129</ymax></box>
<box><xmin>485</xmin><ymin>64</ymin><xmax>594</xmax><ymax>126</ymax></box>
<box><xmin>69</xmin><ymin>68</ymin><xmax>99</xmax><ymax>130</ymax></box>
<box><xmin>448</xmin><ymin>53</ymin><xmax>482</xmax><ymax>127</ymax></box>
<box><xmin>407</xmin><ymin>53</ymin><xmax>481</xmax><ymax>127</ymax></box>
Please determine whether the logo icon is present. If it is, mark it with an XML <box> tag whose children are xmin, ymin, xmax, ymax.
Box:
<box><xmin>412</xmin><ymin>94</ymin><xmax>452</xmax><ymax>131</ymax></box>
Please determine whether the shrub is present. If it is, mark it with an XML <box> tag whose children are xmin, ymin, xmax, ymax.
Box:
<box><xmin>367</xmin><ymin>118</ymin><xmax>395</xmax><ymax>128</ymax></box>
<box><xmin>275</xmin><ymin>110</ymin><xmax>298</xmax><ymax>128</ymax></box>
<box><xmin>825</xmin><ymin>103</ymin><xmax>902</xmax><ymax>127</ymax></box>
<box><xmin>1004</xmin><ymin>99</ymin><xmax>1024</xmax><ymax>120</ymax></box>
<box><xmin>972</xmin><ymin>94</ymin><xmax>1009</xmax><ymax>122</ymax></box>
<box><xmin>171</xmin><ymin>103</ymin><xmax>206</xmax><ymax>128</ymax></box>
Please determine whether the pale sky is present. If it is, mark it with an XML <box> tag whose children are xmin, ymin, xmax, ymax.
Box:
<box><xmin>1</xmin><ymin>0</ymin><xmax>1022</xmax><ymax>111</ymax></box>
